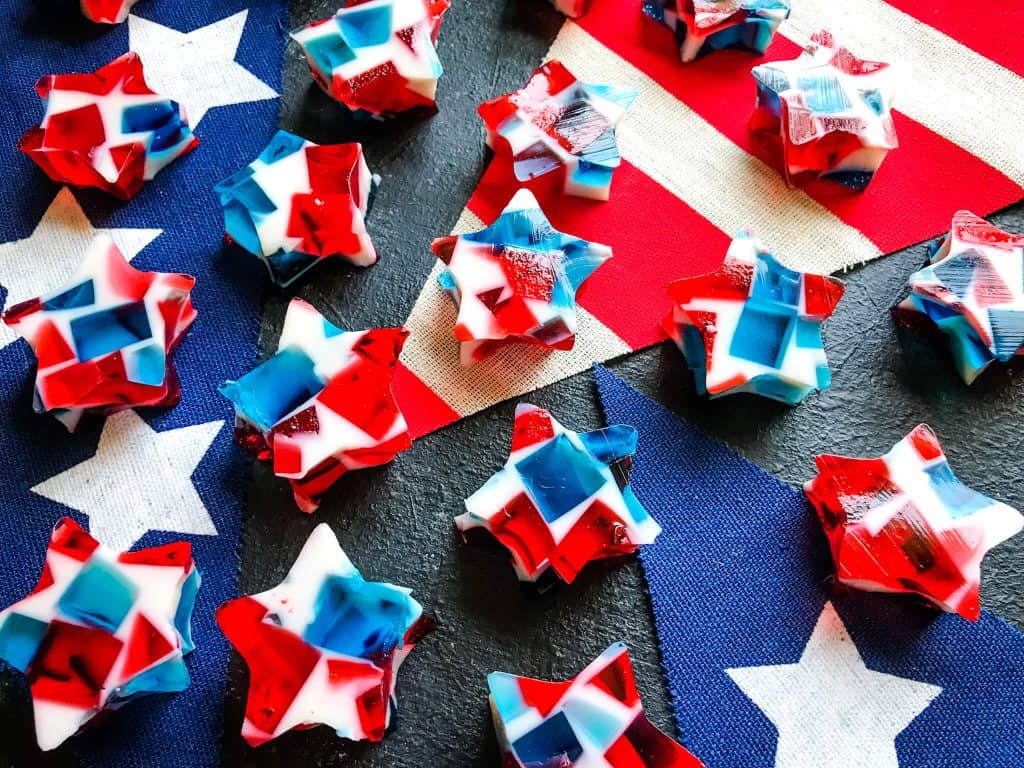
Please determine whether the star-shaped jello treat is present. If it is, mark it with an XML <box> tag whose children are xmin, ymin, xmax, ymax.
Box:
<box><xmin>0</xmin><ymin>518</ymin><xmax>200</xmax><ymax>751</ymax></box>
<box><xmin>219</xmin><ymin>298</ymin><xmax>411</xmax><ymax>513</ymax></box>
<box><xmin>216</xmin><ymin>130</ymin><xmax>379</xmax><ymax>287</ymax></box>
<box><xmin>216</xmin><ymin>523</ymin><xmax>434</xmax><ymax>747</ymax></box>
<box><xmin>750</xmin><ymin>31</ymin><xmax>898</xmax><ymax>191</ymax></box>
<box><xmin>894</xmin><ymin>211</ymin><xmax>1024</xmax><ymax>384</ymax></box>
<box><xmin>478</xmin><ymin>61</ymin><xmax>636</xmax><ymax>201</ymax></box>
<box><xmin>644</xmin><ymin>0</ymin><xmax>790</xmax><ymax>63</ymax></box>
<box><xmin>548</xmin><ymin>0</ymin><xmax>592</xmax><ymax>17</ymax></box>
<box><xmin>662</xmin><ymin>230</ymin><xmax>844</xmax><ymax>404</ymax></box>
<box><xmin>456</xmin><ymin>403</ymin><xmax>661</xmax><ymax>586</ymax></box>
<box><xmin>805</xmin><ymin>425</ymin><xmax>1023</xmax><ymax>620</ymax></box>
<box><xmin>19</xmin><ymin>53</ymin><xmax>198</xmax><ymax>200</ymax></box>
<box><xmin>291</xmin><ymin>0</ymin><xmax>450</xmax><ymax>116</ymax></box>
<box><xmin>80</xmin><ymin>0</ymin><xmax>139</xmax><ymax>23</ymax></box>
<box><xmin>2</xmin><ymin>234</ymin><xmax>197</xmax><ymax>432</ymax></box>
<box><xmin>489</xmin><ymin>643</ymin><xmax>705</xmax><ymax>767</ymax></box>
<box><xmin>432</xmin><ymin>190</ymin><xmax>611</xmax><ymax>365</ymax></box>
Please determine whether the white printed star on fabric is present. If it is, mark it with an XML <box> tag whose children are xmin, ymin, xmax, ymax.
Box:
<box><xmin>727</xmin><ymin>602</ymin><xmax>942</xmax><ymax>768</ymax></box>
<box><xmin>0</xmin><ymin>188</ymin><xmax>161</xmax><ymax>350</ymax></box>
<box><xmin>31</xmin><ymin>410</ymin><xmax>222</xmax><ymax>550</ymax></box>
<box><xmin>128</xmin><ymin>10</ymin><xmax>278</xmax><ymax>126</ymax></box>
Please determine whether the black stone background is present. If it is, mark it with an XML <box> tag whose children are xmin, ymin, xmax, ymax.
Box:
<box><xmin>2</xmin><ymin>0</ymin><xmax>1022</xmax><ymax>766</ymax></box>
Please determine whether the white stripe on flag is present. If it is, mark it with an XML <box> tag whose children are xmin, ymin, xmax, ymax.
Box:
<box><xmin>547</xmin><ymin>22</ymin><xmax>883</xmax><ymax>274</ymax></box>
<box><xmin>400</xmin><ymin>210</ymin><xmax>632</xmax><ymax>417</ymax></box>
<box><xmin>450</xmin><ymin>207</ymin><xmax>488</xmax><ymax>237</ymax></box>
<box><xmin>782</xmin><ymin>0</ymin><xmax>1024</xmax><ymax>184</ymax></box>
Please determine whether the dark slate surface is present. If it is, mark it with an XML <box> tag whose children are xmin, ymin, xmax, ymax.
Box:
<box><xmin>2</xmin><ymin>0</ymin><xmax>1022</xmax><ymax>766</ymax></box>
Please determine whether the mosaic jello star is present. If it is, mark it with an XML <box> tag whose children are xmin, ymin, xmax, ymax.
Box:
<box><xmin>80</xmin><ymin>0</ymin><xmax>139</xmax><ymax>23</ymax></box>
<box><xmin>2</xmin><ymin>234</ymin><xmax>196</xmax><ymax>433</ymax></box>
<box><xmin>19</xmin><ymin>53</ymin><xmax>198</xmax><ymax>201</ymax></box>
<box><xmin>216</xmin><ymin>130</ymin><xmax>379</xmax><ymax>287</ymax></box>
<box><xmin>456</xmin><ymin>404</ymin><xmax>661</xmax><ymax>585</ymax></box>
<box><xmin>219</xmin><ymin>298</ymin><xmax>411</xmax><ymax>513</ymax></box>
<box><xmin>489</xmin><ymin>643</ymin><xmax>705</xmax><ymax>767</ymax></box>
<box><xmin>216</xmin><ymin>523</ymin><xmax>434</xmax><ymax>747</ymax></box>
<box><xmin>894</xmin><ymin>211</ymin><xmax>1024</xmax><ymax>384</ymax></box>
<box><xmin>291</xmin><ymin>0</ymin><xmax>450</xmax><ymax>117</ymax></box>
<box><xmin>661</xmin><ymin>230</ymin><xmax>845</xmax><ymax>405</ymax></box>
<box><xmin>0</xmin><ymin>517</ymin><xmax>200</xmax><ymax>751</ymax></box>
<box><xmin>478</xmin><ymin>61</ymin><xmax>636</xmax><ymax>201</ymax></box>
<box><xmin>750</xmin><ymin>31</ymin><xmax>898</xmax><ymax>191</ymax></box>
<box><xmin>432</xmin><ymin>189</ymin><xmax>611</xmax><ymax>365</ymax></box>
<box><xmin>805</xmin><ymin>425</ymin><xmax>1023</xmax><ymax>621</ymax></box>
<box><xmin>549</xmin><ymin>0</ymin><xmax>593</xmax><ymax>17</ymax></box>
<box><xmin>643</xmin><ymin>0</ymin><xmax>790</xmax><ymax>63</ymax></box>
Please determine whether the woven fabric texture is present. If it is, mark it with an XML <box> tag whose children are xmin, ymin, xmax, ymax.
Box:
<box><xmin>595</xmin><ymin>364</ymin><xmax>1024</xmax><ymax>768</ymax></box>
<box><xmin>0</xmin><ymin>3</ymin><xmax>285</xmax><ymax>766</ymax></box>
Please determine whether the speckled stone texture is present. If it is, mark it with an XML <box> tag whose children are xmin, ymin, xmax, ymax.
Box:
<box><xmin>0</xmin><ymin>0</ymin><xmax>1021</xmax><ymax>766</ymax></box>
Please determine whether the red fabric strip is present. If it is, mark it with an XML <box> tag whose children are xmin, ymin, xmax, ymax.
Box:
<box><xmin>575</xmin><ymin>0</ymin><xmax>1023</xmax><ymax>254</ymax></box>
<box><xmin>468</xmin><ymin>158</ymin><xmax>729</xmax><ymax>350</ymax></box>
<box><xmin>883</xmin><ymin>0</ymin><xmax>1024</xmax><ymax>76</ymax></box>
<box><xmin>393</xmin><ymin>361</ymin><xmax>461</xmax><ymax>439</ymax></box>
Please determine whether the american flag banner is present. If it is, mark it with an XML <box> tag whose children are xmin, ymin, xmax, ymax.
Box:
<box><xmin>0</xmin><ymin>2</ymin><xmax>283</xmax><ymax>766</ymax></box>
<box><xmin>595</xmin><ymin>364</ymin><xmax>1024</xmax><ymax>767</ymax></box>
<box><xmin>393</xmin><ymin>0</ymin><xmax>1024</xmax><ymax>437</ymax></box>
<box><xmin>0</xmin><ymin>0</ymin><xmax>1021</xmax><ymax>766</ymax></box>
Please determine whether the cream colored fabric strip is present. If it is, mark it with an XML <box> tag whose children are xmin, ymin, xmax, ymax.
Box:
<box><xmin>400</xmin><ymin>209</ymin><xmax>632</xmax><ymax>418</ymax></box>
<box><xmin>782</xmin><ymin>0</ymin><xmax>1024</xmax><ymax>184</ymax></box>
<box><xmin>548</xmin><ymin>22</ymin><xmax>884</xmax><ymax>274</ymax></box>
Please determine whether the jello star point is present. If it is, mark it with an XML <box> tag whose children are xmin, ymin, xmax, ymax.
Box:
<box><xmin>219</xmin><ymin>298</ymin><xmax>411</xmax><ymax>512</ymax></box>
<box><xmin>804</xmin><ymin>424</ymin><xmax>1023</xmax><ymax>620</ymax></box>
<box><xmin>0</xmin><ymin>188</ymin><xmax>161</xmax><ymax>351</ymax></box>
<box><xmin>478</xmin><ymin>61</ymin><xmax>636</xmax><ymax>200</ymax></box>
<box><xmin>216</xmin><ymin>130</ymin><xmax>379</xmax><ymax>287</ymax></box>
<box><xmin>291</xmin><ymin>0</ymin><xmax>450</xmax><ymax>116</ymax></box>
<box><xmin>19</xmin><ymin>52</ymin><xmax>198</xmax><ymax>200</ymax></box>
<box><xmin>0</xmin><ymin>517</ymin><xmax>199</xmax><ymax>750</ymax></box>
<box><xmin>432</xmin><ymin>189</ymin><xmax>611</xmax><ymax>364</ymax></box>
<box><xmin>644</xmin><ymin>0</ymin><xmax>791</xmax><ymax>63</ymax></box>
<box><xmin>80</xmin><ymin>0</ymin><xmax>140</xmax><ymax>24</ymax></box>
<box><xmin>895</xmin><ymin>211</ymin><xmax>1024</xmax><ymax>384</ymax></box>
<box><xmin>663</xmin><ymin>231</ymin><xmax>844</xmax><ymax>404</ymax></box>
<box><xmin>490</xmin><ymin>643</ymin><xmax>705</xmax><ymax>767</ymax></box>
<box><xmin>2</xmin><ymin>234</ymin><xmax>196</xmax><ymax>432</ymax></box>
<box><xmin>456</xmin><ymin>403</ymin><xmax>660</xmax><ymax>585</ymax></box>
<box><xmin>216</xmin><ymin>523</ymin><xmax>434</xmax><ymax>746</ymax></box>
<box><xmin>750</xmin><ymin>30</ymin><xmax>898</xmax><ymax>191</ymax></box>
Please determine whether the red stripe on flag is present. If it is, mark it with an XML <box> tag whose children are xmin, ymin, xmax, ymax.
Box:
<box><xmin>794</xmin><ymin>111</ymin><xmax>1023</xmax><ymax>255</ymax></box>
<box><xmin>883</xmin><ymin>0</ymin><xmax>1024</xmax><ymax>76</ymax></box>
<box><xmin>576</xmin><ymin>0</ymin><xmax>1023</xmax><ymax>254</ymax></box>
<box><xmin>468</xmin><ymin>158</ymin><xmax>729</xmax><ymax>349</ymax></box>
<box><xmin>393</xmin><ymin>362</ymin><xmax>460</xmax><ymax>439</ymax></box>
